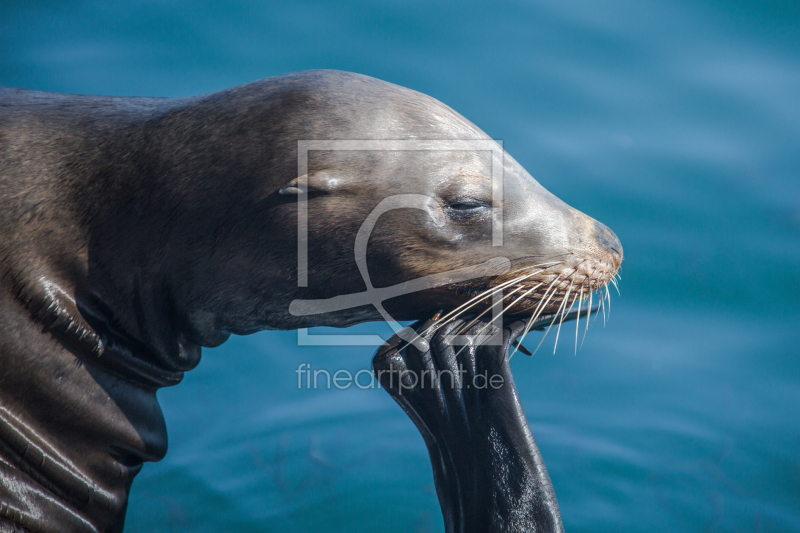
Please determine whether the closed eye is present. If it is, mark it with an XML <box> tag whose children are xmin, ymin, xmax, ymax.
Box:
<box><xmin>447</xmin><ymin>200</ymin><xmax>491</xmax><ymax>213</ymax></box>
<box><xmin>444</xmin><ymin>199</ymin><xmax>493</xmax><ymax>223</ymax></box>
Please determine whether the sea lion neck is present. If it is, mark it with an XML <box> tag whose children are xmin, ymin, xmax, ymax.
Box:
<box><xmin>67</xmin><ymin>87</ymin><xmax>315</xmax><ymax>363</ymax></box>
<box><xmin>66</xmin><ymin>99</ymin><xmax>229</xmax><ymax>372</ymax></box>
<box><xmin>10</xmin><ymin>79</ymin><xmax>322</xmax><ymax>365</ymax></box>
<box><xmin>0</xmin><ymin>88</ymin><xmax>215</xmax><ymax>374</ymax></box>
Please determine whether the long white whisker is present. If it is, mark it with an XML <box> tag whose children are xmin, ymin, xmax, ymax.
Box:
<box><xmin>531</xmin><ymin>284</ymin><xmax>572</xmax><ymax>357</ymax></box>
<box><xmin>407</xmin><ymin>261</ymin><xmax>562</xmax><ymax>356</ymax></box>
<box><xmin>510</xmin><ymin>274</ymin><xmax>563</xmax><ymax>358</ymax></box>
<box><xmin>456</xmin><ymin>286</ymin><xmax>523</xmax><ymax>335</ymax></box>
<box><xmin>425</xmin><ymin>276</ymin><xmax>524</xmax><ymax>332</ymax></box>
<box><xmin>500</xmin><ymin>282</ymin><xmax>543</xmax><ymax>317</ymax></box>
<box><xmin>417</xmin><ymin>276</ymin><xmax>529</xmax><ymax>344</ymax></box>
<box><xmin>584</xmin><ymin>265</ymin><xmax>599</xmax><ymax>320</ymax></box>
<box><xmin>575</xmin><ymin>285</ymin><xmax>584</xmax><ymax>356</ymax></box>
<box><xmin>525</xmin><ymin>259</ymin><xmax>586</xmax><ymax>357</ymax></box>
<box><xmin>549</xmin><ymin>260</ymin><xmax>587</xmax><ymax>355</ymax></box>
<box><xmin>399</xmin><ymin>279</ymin><xmax>525</xmax><ymax>354</ymax></box>
<box><xmin>458</xmin><ymin>283</ymin><xmax>543</xmax><ymax>350</ymax></box>
<box><xmin>599</xmin><ymin>286</ymin><xmax>606</xmax><ymax>326</ymax></box>
<box><xmin>552</xmin><ymin>281</ymin><xmax>574</xmax><ymax>354</ymax></box>
<box><xmin>424</xmin><ymin>262</ymin><xmax>561</xmax><ymax>336</ymax></box>
<box><xmin>581</xmin><ymin>288</ymin><xmax>592</xmax><ymax>348</ymax></box>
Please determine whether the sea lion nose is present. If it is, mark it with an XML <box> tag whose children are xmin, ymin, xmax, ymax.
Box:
<box><xmin>595</xmin><ymin>221</ymin><xmax>623</xmax><ymax>263</ymax></box>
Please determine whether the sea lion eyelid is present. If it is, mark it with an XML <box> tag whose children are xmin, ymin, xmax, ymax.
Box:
<box><xmin>446</xmin><ymin>199</ymin><xmax>492</xmax><ymax>212</ymax></box>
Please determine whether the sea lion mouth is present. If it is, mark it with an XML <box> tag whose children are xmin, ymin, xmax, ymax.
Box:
<box><xmin>432</xmin><ymin>252</ymin><xmax>621</xmax><ymax>354</ymax></box>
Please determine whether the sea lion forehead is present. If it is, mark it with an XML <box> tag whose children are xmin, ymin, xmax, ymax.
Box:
<box><xmin>267</xmin><ymin>70</ymin><xmax>488</xmax><ymax>140</ymax></box>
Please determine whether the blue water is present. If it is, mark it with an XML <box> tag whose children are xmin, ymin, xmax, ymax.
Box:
<box><xmin>2</xmin><ymin>1</ymin><xmax>799</xmax><ymax>531</ymax></box>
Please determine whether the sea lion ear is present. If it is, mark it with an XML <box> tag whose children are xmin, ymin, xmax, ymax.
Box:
<box><xmin>278</xmin><ymin>172</ymin><xmax>340</xmax><ymax>195</ymax></box>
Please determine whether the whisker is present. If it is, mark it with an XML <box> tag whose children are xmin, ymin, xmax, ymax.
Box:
<box><xmin>455</xmin><ymin>286</ymin><xmax>523</xmax><ymax>335</ymax></box>
<box><xmin>599</xmin><ymin>286</ymin><xmax>607</xmax><ymax>326</ymax></box>
<box><xmin>575</xmin><ymin>284</ymin><xmax>584</xmax><ymax>356</ymax></box>
<box><xmin>424</xmin><ymin>262</ymin><xmax>562</xmax><ymax>335</ymax></box>
<box><xmin>531</xmin><ymin>284</ymin><xmax>572</xmax><ymax>357</ymax></box>
<box><xmin>417</xmin><ymin>276</ymin><xmax>528</xmax><ymax>343</ymax></box>
<box><xmin>550</xmin><ymin>260</ymin><xmax>587</xmax><ymax>354</ymax></box>
<box><xmin>452</xmin><ymin>281</ymin><xmax>547</xmax><ymax>359</ymax></box>
<box><xmin>581</xmin><ymin>287</ymin><xmax>592</xmax><ymax>349</ymax></box>
<box><xmin>510</xmin><ymin>274</ymin><xmax>563</xmax><ymax>358</ymax></box>
<box><xmin>527</xmin><ymin>260</ymin><xmax>587</xmax><ymax>358</ymax></box>
<box><xmin>499</xmin><ymin>282</ymin><xmax>543</xmax><ymax>318</ymax></box>
<box><xmin>404</xmin><ymin>261</ymin><xmax>564</xmax><ymax>355</ymax></box>
<box><xmin>425</xmin><ymin>276</ymin><xmax>524</xmax><ymax>332</ymax></box>
<box><xmin>457</xmin><ymin>278</ymin><xmax>547</xmax><ymax>351</ymax></box>
<box><xmin>552</xmin><ymin>280</ymin><xmax>574</xmax><ymax>354</ymax></box>
<box><xmin>584</xmin><ymin>265</ymin><xmax>599</xmax><ymax>314</ymax></box>
<box><xmin>459</xmin><ymin>287</ymin><xmax>538</xmax><ymax>348</ymax></box>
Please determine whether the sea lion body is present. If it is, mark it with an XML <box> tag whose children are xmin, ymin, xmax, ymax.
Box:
<box><xmin>0</xmin><ymin>71</ymin><xmax>621</xmax><ymax>531</ymax></box>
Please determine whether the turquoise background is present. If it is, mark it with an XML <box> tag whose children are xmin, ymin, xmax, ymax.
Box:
<box><xmin>2</xmin><ymin>1</ymin><xmax>799</xmax><ymax>531</ymax></box>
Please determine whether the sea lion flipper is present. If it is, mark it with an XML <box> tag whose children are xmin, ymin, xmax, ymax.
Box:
<box><xmin>373</xmin><ymin>319</ymin><xmax>564</xmax><ymax>533</ymax></box>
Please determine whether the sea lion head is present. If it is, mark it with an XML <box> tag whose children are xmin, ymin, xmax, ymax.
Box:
<box><xmin>145</xmin><ymin>70</ymin><xmax>622</xmax><ymax>348</ymax></box>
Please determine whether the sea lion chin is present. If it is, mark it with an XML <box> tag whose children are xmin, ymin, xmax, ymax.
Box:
<box><xmin>0</xmin><ymin>70</ymin><xmax>621</xmax><ymax>532</ymax></box>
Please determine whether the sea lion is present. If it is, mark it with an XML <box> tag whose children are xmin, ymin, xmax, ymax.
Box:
<box><xmin>0</xmin><ymin>70</ymin><xmax>621</xmax><ymax>532</ymax></box>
